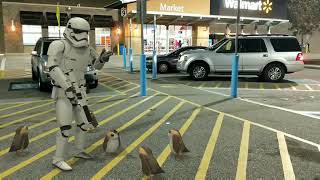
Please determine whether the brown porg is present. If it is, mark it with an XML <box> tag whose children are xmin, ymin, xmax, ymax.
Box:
<box><xmin>138</xmin><ymin>146</ymin><xmax>164</xmax><ymax>177</ymax></box>
<box><xmin>102</xmin><ymin>130</ymin><xmax>121</xmax><ymax>153</ymax></box>
<box><xmin>9</xmin><ymin>126</ymin><xmax>29</xmax><ymax>154</ymax></box>
<box><xmin>168</xmin><ymin>129</ymin><xmax>189</xmax><ymax>156</ymax></box>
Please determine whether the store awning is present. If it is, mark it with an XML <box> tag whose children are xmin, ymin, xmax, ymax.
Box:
<box><xmin>93</xmin><ymin>15</ymin><xmax>114</xmax><ymax>27</ymax></box>
<box><xmin>20</xmin><ymin>11</ymin><xmax>44</xmax><ymax>25</ymax></box>
<box><xmin>45</xmin><ymin>12</ymin><xmax>69</xmax><ymax>26</ymax></box>
<box><xmin>126</xmin><ymin>10</ymin><xmax>289</xmax><ymax>26</ymax></box>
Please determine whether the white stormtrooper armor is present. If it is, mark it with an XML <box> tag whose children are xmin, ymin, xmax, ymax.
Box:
<box><xmin>47</xmin><ymin>17</ymin><xmax>112</xmax><ymax>171</ymax></box>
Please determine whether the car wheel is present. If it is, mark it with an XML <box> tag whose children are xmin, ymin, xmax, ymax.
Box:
<box><xmin>158</xmin><ymin>63</ymin><xmax>169</xmax><ymax>73</ymax></box>
<box><xmin>263</xmin><ymin>64</ymin><xmax>285</xmax><ymax>82</ymax></box>
<box><xmin>189</xmin><ymin>63</ymin><xmax>209</xmax><ymax>80</ymax></box>
<box><xmin>88</xmin><ymin>80</ymin><xmax>98</xmax><ymax>89</ymax></box>
<box><xmin>38</xmin><ymin>72</ymin><xmax>51</xmax><ymax>92</ymax></box>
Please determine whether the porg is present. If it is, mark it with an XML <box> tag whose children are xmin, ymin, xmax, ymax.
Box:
<box><xmin>168</xmin><ymin>129</ymin><xmax>189</xmax><ymax>156</ymax></box>
<box><xmin>9</xmin><ymin>126</ymin><xmax>29</xmax><ymax>155</ymax></box>
<box><xmin>138</xmin><ymin>146</ymin><xmax>164</xmax><ymax>177</ymax></box>
<box><xmin>102</xmin><ymin>130</ymin><xmax>120</xmax><ymax>153</ymax></box>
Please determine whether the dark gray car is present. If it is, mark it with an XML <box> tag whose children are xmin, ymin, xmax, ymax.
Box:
<box><xmin>31</xmin><ymin>37</ymin><xmax>98</xmax><ymax>91</ymax></box>
<box><xmin>146</xmin><ymin>46</ymin><xmax>207</xmax><ymax>73</ymax></box>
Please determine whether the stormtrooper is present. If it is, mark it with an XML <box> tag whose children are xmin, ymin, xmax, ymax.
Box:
<box><xmin>47</xmin><ymin>17</ymin><xmax>112</xmax><ymax>171</ymax></box>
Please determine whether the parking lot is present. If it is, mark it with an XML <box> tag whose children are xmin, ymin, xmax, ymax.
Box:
<box><xmin>0</xmin><ymin>56</ymin><xmax>319</xmax><ymax>179</ymax></box>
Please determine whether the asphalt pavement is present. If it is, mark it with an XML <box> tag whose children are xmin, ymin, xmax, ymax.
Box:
<box><xmin>0</xmin><ymin>58</ymin><xmax>319</xmax><ymax>179</ymax></box>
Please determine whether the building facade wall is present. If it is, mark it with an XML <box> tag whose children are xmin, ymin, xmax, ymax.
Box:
<box><xmin>1</xmin><ymin>1</ymin><xmax>119</xmax><ymax>53</ymax></box>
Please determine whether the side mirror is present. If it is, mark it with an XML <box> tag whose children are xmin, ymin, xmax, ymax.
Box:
<box><xmin>31</xmin><ymin>51</ymin><xmax>38</xmax><ymax>56</ymax></box>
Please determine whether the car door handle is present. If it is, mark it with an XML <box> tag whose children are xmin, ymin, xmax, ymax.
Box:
<box><xmin>263</xmin><ymin>54</ymin><xmax>268</xmax><ymax>57</ymax></box>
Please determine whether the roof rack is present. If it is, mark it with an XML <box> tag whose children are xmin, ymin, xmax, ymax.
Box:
<box><xmin>237</xmin><ymin>34</ymin><xmax>290</xmax><ymax>37</ymax></box>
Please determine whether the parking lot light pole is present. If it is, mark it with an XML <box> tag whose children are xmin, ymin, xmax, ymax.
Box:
<box><xmin>152</xmin><ymin>15</ymin><xmax>157</xmax><ymax>80</ymax></box>
<box><xmin>231</xmin><ymin>0</ymin><xmax>241</xmax><ymax>98</ymax></box>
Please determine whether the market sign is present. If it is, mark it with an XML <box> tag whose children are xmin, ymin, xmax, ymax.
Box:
<box><xmin>211</xmin><ymin>0</ymin><xmax>287</xmax><ymax>19</ymax></box>
<box><xmin>127</xmin><ymin>0</ymin><xmax>211</xmax><ymax>15</ymax></box>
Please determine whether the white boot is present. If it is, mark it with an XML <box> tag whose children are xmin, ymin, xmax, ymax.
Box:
<box><xmin>52</xmin><ymin>161</ymin><xmax>72</xmax><ymax>171</ymax></box>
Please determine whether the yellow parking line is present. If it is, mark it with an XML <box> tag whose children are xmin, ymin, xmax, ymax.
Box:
<box><xmin>40</xmin><ymin>96</ymin><xmax>170</xmax><ymax>179</ymax></box>
<box><xmin>0</xmin><ymin>101</ymin><xmax>53</xmax><ymax>120</ymax></box>
<box><xmin>0</xmin><ymin>96</ymin><xmax>129</xmax><ymax>157</ymax></box>
<box><xmin>291</xmin><ymin>85</ymin><xmax>297</xmax><ymax>90</ymax></box>
<box><xmin>0</xmin><ymin>95</ymin><xmax>126</xmax><ymax>142</ymax></box>
<box><xmin>277</xmin><ymin>132</ymin><xmax>295</xmax><ymax>180</ymax></box>
<box><xmin>114</xmin><ymin>83</ymin><xmax>132</xmax><ymax>90</ymax></box>
<box><xmin>199</xmin><ymin>82</ymin><xmax>206</xmax><ymax>88</ymax></box>
<box><xmin>186</xmin><ymin>82</ymin><xmax>192</xmax><ymax>86</ymax></box>
<box><xmin>0</xmin><ymin>102</ymin><xmax>31</xmax><ymax>112</ymax></box>
<box><xmin>195</xmin><ymin>113</ymin><xmax>224</xmax><ymax>180</ymax></box>
<box><xmin>109</xmin><ymin>81</ymin><xmax>126</xmax><ymax>87</ymax></box>
<box><xmin>99</xmin><ymin>76</ymin><xmax>114</xmax><ymax>82</ymax></box>
<box><xmin>245</xmin><ymin>82</ymin><xmax>249</xmax><ymax>89</ymax></box>
<box><xmin>235</xmin><ymin>121</ymin><xmax>251</xmax><ymax>180</ymax></box>
<box><xmin>100</xmin><ymin>83</ymin><xmax>125</xmax><ymax>95</ymax></box>
<box><xmin>91</xmin><ymin>101</ymin><xmax>185</xmax><ymax>179</ymax></box>
<box><xmin>214</xmin><ymin>82</ymin><xmax>222</xmax><ymax>88</ymax></box>
<box><xmin>0</xmin><ymin>94</ymin><xmax>155</xmax><ymax>178</ymax></box>
<box><xmin>304</xmin><ymin>84</ymin><xmax>313</xmax><ymax>91</ymax></box>
<box><xmin>0</xmin><ymin>70</ymin><xmax>4</xmax><ymax>78</ymax></box>
<box><xmin>273</xmin><ymin>84</ymin><xmax>281</xmax><ymax>90</ymax></box>
<box><xmin>157</xmin><ymin>108</ymin><xmax>201</xmax><ymax>166</ymax></box>
<box><xmin>259</xmin><ymin>83</ymin><xmax>264</xmax><ymax>89</ymax></box>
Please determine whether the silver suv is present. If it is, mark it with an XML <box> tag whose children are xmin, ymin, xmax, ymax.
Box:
<box><xmin>177</xmin><ymin>35</ymin><xmax>304</xmax><ymax>82</ymax></box>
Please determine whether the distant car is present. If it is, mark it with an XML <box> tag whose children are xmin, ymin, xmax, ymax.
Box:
<box><xmin>177</xmin><ymin>35</ymin><xmax>304</xmax><ymax>82</ymax></box>
<box><xmin>31</xmin><ymin>37</ymin><xmax>98</xmax><ymax>91</ymax></box>
<box><xmin>146</xmin><ymin>46</ymin><xmax>206</xmax><ymax>73</ymax></box>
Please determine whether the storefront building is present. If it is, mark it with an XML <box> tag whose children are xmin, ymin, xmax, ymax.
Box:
<box><xmin>0</xmin><ymin>1</ymin><xmax>120</xmax><ymax>54</ymax></box>
<box><xmin>124</xmin><ymin>0</ymin><xmax>291</xmax><ymax>55</ymax></box>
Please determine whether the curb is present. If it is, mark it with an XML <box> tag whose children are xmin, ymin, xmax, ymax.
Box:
<box><xmin>304</xmin><ymin>65</ymin><xmax>320</xmax><ymax>70</ymax></box>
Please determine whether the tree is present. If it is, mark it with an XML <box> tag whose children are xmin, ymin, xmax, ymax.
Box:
<box><xmin>288</xmin><ymin>0</ymin><xmax>320</xmax><ymax>43</ymax></box>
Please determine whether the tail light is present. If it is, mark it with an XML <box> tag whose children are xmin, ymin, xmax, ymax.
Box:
<box><xmin>296</xmin><ymin>53</ymin><xmax>303</xmax><ymax>61</ymax></box>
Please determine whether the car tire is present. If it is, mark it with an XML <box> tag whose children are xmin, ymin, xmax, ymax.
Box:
<box><xmin>88</xmin><ymin>80</ymin><xmax>98</xmax><ymax>89</ymax></box>
<box><xmin>38</xmin><ymin>72</ymin><xmax>51</xmax><ymax>92</ymax></box>
<box><xmin>189</xmin><ymin>63</ymin><xmax>209</xmax><ymax>81</ymax></box>
<box><xmin>158</xmin><ymin>63</ymin><xmax>169</xmax><ymax>74</ymax></box>
<box><xmin>262</xmin><ymin>63</ymin><xmax>285</xmax><ymax>82</ymax></box>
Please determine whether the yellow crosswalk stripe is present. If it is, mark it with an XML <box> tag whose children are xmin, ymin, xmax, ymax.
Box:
<box><xmin>114</xmin><ymin>83</ymin><xmax>132</xmax><ymax>90</ymax></box>
<box><xmin>0</xmin><ymin>101</ymin><xmax>53</xmax><ymax>120</ymax></box>
<box><xmin>291</xmin><ymin>85</ymin><xmax>297</xmax><ymax>90</ymax></box>
<box><xmin>157</xmin><ymin>108</ymin><xmax>201</xmax><ymax>166</ymax></box>
<box><xmin>109</xmin><ymin>81</ymin><xmax>126</xmax><ymax>87</ymax></box>
<box><xmin>0</xmin><ymin>93</ymin><xmax>157</xmax><ymax>178</ymax></box>
<box><xmin>186</xmin><ymin>82</ymin><xmax>192</xmax><ymax>86</ymax></box>
<box><xmin>40</xmin><ymin>96</ymin><xmax>171</xmax><ymax>179</ymax></box>
<box><xmin>91</xmin><ymin>101</ymin><xmax>185</xmax><ymax>180</ymax></box>
<box><xmin>100</xmin><ymin>83</ymin><xmax>124</xmax><ymax>95</ymax></box>
<box><xmin>304</xmin><ymin>84</ymin><xmax>313</xmax><ymax>91</ymax></box>
<box><xmin>259</xmin><ymin>83</ymin><xmax>264</xmax><ymax>89</ymax></box>
<box><xmin>235</xmin><ymin>121</ymin><xmax>251</xmax><ymax>180</ymax></box>
<box><xmin>277</xmin><ymin>132</ymin><xmax>295</xmax><ymax>180</ymax></box>
<box><xmin>0</xmin><ymin>96</ymin><xmax>129</xmax><ymax>157</ymax></box>
<box><xmin>195</xmin><ymin>113</ymin><xmax>224</xmax><ymax>180</ymax></box>
<box><xmin>0</xmin><ymin>102</ymin><xmax>31</xmax><ymax>112</ymax></box>
<box><xmin>214</xmin><ymin>82</ymin><xmax>222</xmax><ymax>88</ymax></box>
<box><xmin>245</xmin><ymin>82</ymin><xmax>249</xmax><ymax>89</ymax></box>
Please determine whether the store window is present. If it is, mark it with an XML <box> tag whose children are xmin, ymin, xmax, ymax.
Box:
<box><xmin>22</xmin><ymin>25</ymin><xmax>42</xmax><ymax>45</ymax></box>
<box><xmin>95</xmin><ymin>28</ymin><xmax>111</xmax><ymax>46</ymax></box>
<box><xmin>48</xmin><ymin>26</ymin><xmax>66</xmax><ymax>38</ymax></box>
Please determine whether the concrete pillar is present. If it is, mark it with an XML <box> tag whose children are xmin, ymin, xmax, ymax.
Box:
<box><xmin>192</xmin><ymin>25</ymin><xmax>198</xmax><ymax>46</ymax></box>
<box><xmin>42</xmin><ymin>26</ymin><xmax>48</xmax><ymax>37</ymax></box>
<box><xmin>0</xmin><ymin>3</ymin><xmax>5</xmax><ymax>54</ymax></box>
<box><xmin>89</xmin><ymin>29</ymin><xmax>96</xmax><ymax>50</ymax></box>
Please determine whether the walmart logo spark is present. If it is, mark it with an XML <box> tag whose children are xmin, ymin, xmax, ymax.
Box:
<box><xmin>263</xmin><ymin>0</ymin><xmax>273</xmax><ymax>13</ymax></box>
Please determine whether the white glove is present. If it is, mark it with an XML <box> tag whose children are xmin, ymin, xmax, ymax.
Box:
<box><xmin>99</xmin><ymin>48</ymin><xmax>113</xmax><ymax>63</ymax></box>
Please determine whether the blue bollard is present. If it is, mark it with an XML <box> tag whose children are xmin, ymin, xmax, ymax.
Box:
<box><xmin>231</xmin><ymin>54</ymin><xmax>239</xmax><ymax>98</ymax></box>
<box><xmin>123</xmin><ymin>48</ymin><xmax>127</xmax><ymax>70</ymax></box>
<box><xmin>152</xmin><ymin>50</ymin><xmax>157</xmax><ymax>80</ymax></box>
<box><xmin>129</xmin><ymin>48</ymin><xmax>133</xmax><ymax>73</ymax></box>
<box><xmin>140</xmin><ymin>54</ymin><xmax>147</xmax><ymax>96</ymax></box>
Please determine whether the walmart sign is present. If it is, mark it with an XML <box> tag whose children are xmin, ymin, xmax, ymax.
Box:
<box><xmin>224</xmin><ymin>0</ymin><xmax>273</xmax><ymax>13</ymax></box>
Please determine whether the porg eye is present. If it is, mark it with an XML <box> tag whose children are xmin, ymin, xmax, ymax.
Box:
<box><xmin>111</xmin><ymin>134</ymin><xmax>114</xmax><ymax>137</ymax></box>
<box><xmin>168</xmin><ymin>130</ymin><xmax>171</xmax><ymax>133</ymax></box>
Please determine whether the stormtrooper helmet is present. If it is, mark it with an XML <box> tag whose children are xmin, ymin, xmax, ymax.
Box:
<box><xmin>63</xmin><ymin>17</ymin><xmax>90</xmax><ymax>47</ymax></box>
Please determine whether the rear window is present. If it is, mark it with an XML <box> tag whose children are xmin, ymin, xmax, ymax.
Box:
<box><xmin>270</xmin><ymin>38</ymin><xmax>301</xmax><ymax>52</ymax></box>
<box><xmin>42</xmin><ymin>41</ymin><xmax>53</xmax><ymax>55</ymax></box>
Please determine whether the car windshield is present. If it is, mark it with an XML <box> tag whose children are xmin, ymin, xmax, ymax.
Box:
<box><xmin>207</xmin><ymin>39</ymin><xmax>228</xmax><ymax>50</ymax></box>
